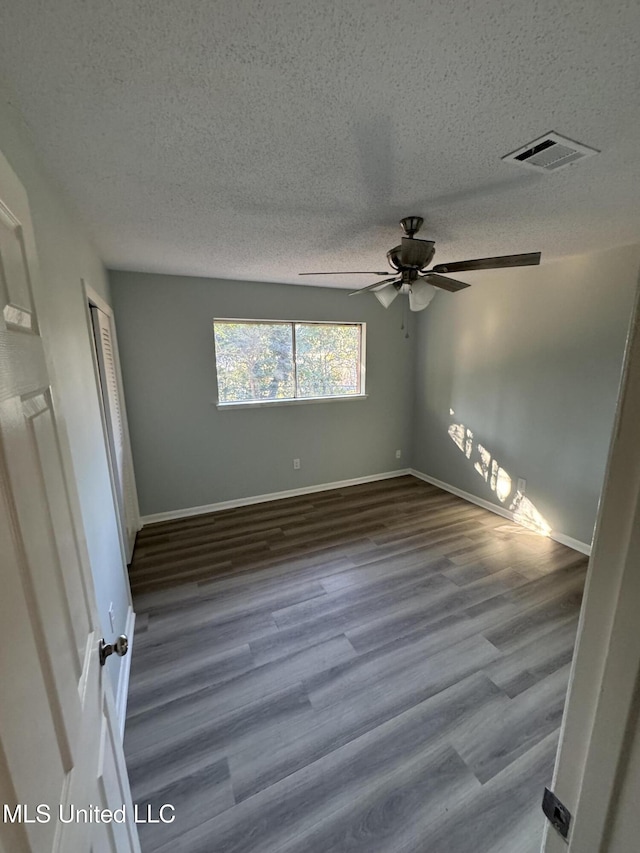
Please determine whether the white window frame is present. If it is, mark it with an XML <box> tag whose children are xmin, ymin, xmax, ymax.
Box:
<box><xmin>213</xmin><ymin>318</ymin><xmax>367</xmax><ymax>409</ymax></box>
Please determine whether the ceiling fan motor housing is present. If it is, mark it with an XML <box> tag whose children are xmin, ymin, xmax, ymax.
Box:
<box><xmin>399</xmin><ymin>237</ymin><xmax>435</xmax><ymax>271</ymax></box>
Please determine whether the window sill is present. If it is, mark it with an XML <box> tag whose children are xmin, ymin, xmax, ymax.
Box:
<box><xmin>215</xmin><ymin>394</ymin><xmax>368</xmax><ymax>410</ymax></box>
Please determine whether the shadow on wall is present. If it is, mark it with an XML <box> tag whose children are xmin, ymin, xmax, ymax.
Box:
<box><xmin>447</xmin><ymin>410</ymin><xmax>551</xmax><ymax>537</ymax></box>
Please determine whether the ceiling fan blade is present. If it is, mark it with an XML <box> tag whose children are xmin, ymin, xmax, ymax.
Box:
<box><xmin>299</xmin><ymin>271</ymin><xmax>392</xmax><ymax>276</ymax></box>
<box><xmin>374</xmin><ymin>284</ymin><xmax>401</xmax><ymax>309</ymax></box>
<box><xmin>432</xmin><ymin>251</ymin><xmax>541</xmax><ymax>274</ymax></box>
<box><xmin>422</xmin><ymin>273</ymin><xmax>471</xmax><ymax>293</ymax></box>
<box><xmin>348</xmin><ymin>277</ymin><xmax>399</xmax><ymax>296</ymax></box>
<box><xmin>409</xmin><ymin>280</ymin><xmax>437</xmax><ymax>312</ymax></box>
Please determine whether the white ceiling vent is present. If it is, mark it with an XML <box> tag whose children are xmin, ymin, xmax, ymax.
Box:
<box><xmin>502</xmin><ymin>131</ymin><xmax>599</xmax><ymax>173</ymax></box>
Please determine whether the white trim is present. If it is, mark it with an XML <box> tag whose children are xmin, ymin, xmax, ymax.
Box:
<box><xmin>115</xmin><ymin>605</ymin><xmax>136</xmax><ymax>740</ymax></box>
<box><xmin>409</xmin><ymin>468</ymin><xmax>592</xmax><ymax>556</ymax></box>
<box><xmin>83</xmin><ymin>282</ymin><xmax>112</xmax><ymax>316</ymax></box>
<box><xmin>141</xmin><ymin>469</ymin><xmax>411</xmax><ymax>526</ymax></box>
<box><xmin>410</xmin><ymin>468</ymin><xmax>514</xmax><ymax>521</ymax></box>
<box><xmin>213</xmin><ymin>317</ymin><xmax>366</xmax><ymax>326</ymax></box>
<box><xmin>549</xmin><ymin>530</ymin><xmax>592</xmax><ymax>556</ymax></box>
<box><xmin>216</xmin><ymin>394</ymin><xmax>368</xmax><ymax>410</ymax></box>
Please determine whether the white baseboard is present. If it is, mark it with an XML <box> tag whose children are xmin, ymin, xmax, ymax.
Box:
<box><xmin>140</xmin><ymin>466</ymin><xmax>591</xmax><ymax>556</ymax></box>
<box><xmin>547</xmin><ymin>530</ymin><xmax>592</xmax><ymax>556</ymax></box>
<box><xmin>410</xmin><ymin>469</ymin><xmax>515</xmax><ymax>522</ymax></box>
<box><xmin>115</xmin><ymin>605</ymin><xmax>136</xmax><ymax>740</ymax></box>
<box><xmin>409</xmin><ymin>468</ymin><xmax>592</xmax><ymax>556</ymax></box>
<box><xmin>141</xmin><ymin>469</ymin><xmax>412</xmax><ymax>526</ymax></box>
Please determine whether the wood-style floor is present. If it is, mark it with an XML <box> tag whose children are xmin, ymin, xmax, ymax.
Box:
<box><xmin>124</xmin><ymin>475</ymin><xmax>587</xmax><ymax>853</ymax></box>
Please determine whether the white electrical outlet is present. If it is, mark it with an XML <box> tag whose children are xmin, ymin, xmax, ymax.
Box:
<box><xmin>293</xmin><ymin>458</ymin><xmax>301</xmax><ymax>470</ymax></box>
<box><xmin>108</xmin><ymin>602</ymin><xmax>115</xmax><ymax>633</ymax></box>
<box><xmin>517</xmin><ymin>478</ymin><xmax>526</xmax><ymax>494</ymax></box>
<box><xmin>395</xmin><ymin>449</ymin><xmax>402</xmax><ymax>459</ymax></box>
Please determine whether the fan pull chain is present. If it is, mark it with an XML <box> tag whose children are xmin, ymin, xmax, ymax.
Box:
<box><xmin>402</xmin><ymin>296</ymin><xmax>409</xmax><ymax>339</ymax></box>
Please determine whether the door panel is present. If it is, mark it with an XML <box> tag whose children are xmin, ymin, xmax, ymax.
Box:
<box><xmin>0</xmin><ymin>150</ymin><xmax>139</xmax><ymax>852</ymax></box>
<box><xmin>0</xmin><ymin>205</ymin><xmax>36</xmax><ymax>331</ymax></box>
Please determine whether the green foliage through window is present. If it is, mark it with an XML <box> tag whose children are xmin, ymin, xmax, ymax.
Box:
<box><xmin>214</xmin><ymin>321</ymin><xmax>363</xmax><ymax>403</ymax></box>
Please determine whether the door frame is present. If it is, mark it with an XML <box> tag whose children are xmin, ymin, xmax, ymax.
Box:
<box><xmin>542</xmin><ymin>267</ymin><xmax>640</xmax><ymax>851</ymax></box>
<box><xmin>83</xmin><ymin>280</ymin><xmax>140</xmax><ymax>565</ymax></box>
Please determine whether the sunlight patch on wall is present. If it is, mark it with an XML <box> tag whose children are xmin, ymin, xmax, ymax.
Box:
<box><xmin>448</xmin><ymin>422</ymin><xmax>465</xmax><ymax>454</ymax></box>
<box><xmin>448</xmin><ymin>416</ymin><xmax>550</xmax><ymax>536</ymax></box>
<box><xmin>490</xmin><ymin>459</ymin><xmax>512</xmax><ymax>503</ymax></box>
<box><xmin>448</xmin><ymin>423</ymin><xmax>473</xmax><ymax>459</ymax></box>
<box><xmin>510</xmin><ymin>491</ymin><xmax>552</xmax><ymax>536</ymax></box>
<box><xmin>465</xmin><ymin>429</ymin><xmax>473</xmax><ymax>459</ymax></box>
<box><xmin>474</xmin><ymin>444</ymin><xmax>491</xmax><ymax>481</ymax></box>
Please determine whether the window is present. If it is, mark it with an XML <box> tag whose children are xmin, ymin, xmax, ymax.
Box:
<box><xmin>213</xmin><ymin>320</ymin><xmax>365</xmax><ymax>406</ymax></box>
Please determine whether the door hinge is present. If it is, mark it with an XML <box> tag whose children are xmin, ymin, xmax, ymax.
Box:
<box><xmin>542</xmin><ymin>787</ymin><xmax>571</xmax><ymax>841</ymax></box>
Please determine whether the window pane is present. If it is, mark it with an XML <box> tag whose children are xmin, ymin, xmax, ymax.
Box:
<box><xmin>295</xmin><ymin>324</ymin><xmax>361</xmax><ymax>398</ymax></box>
<box><xmin>214</xmin><ymin>322</ymin><xmax>294</xmax><ymax>402</ymax></box>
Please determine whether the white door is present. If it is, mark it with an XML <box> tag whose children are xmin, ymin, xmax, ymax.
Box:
<box><xmin>90</xmin><ymin>302</ymin><xmax>138</xmax><ymax>563</ymax></box>
<box><xmin>0</xmin><ymin>151</ymin><xmax>139</xmax><ymax>852</ymax></box>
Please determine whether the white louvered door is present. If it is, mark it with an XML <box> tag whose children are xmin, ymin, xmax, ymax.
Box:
<box><xmin>90</xmin><ymin>305</ymin><xmax>138</xmax><ymax>562</ymax></box>
<box><xmin>0</xmin><ymin>149</ymin><xmax>139</xmax><ymax>852</ymax></box>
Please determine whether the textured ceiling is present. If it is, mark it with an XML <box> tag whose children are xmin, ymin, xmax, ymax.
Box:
<box><xmin>1</xmin><ymin>0</ymin><xmax>639</xmax><ymax>287</ymax></box>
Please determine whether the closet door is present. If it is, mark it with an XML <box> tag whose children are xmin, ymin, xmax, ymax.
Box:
<box><xmin>91</xmin><ymin>304</ymin><xmax>138</xmax><ymax>562</ymax></box>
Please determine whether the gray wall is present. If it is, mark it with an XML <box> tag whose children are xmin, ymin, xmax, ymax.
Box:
<box><xmin>411</xmin><ymin>244</ymin><xmax>640</xmax><ymax>546</ymax></box>
<box><xmin>109</xmin><ymin>271</ymin><xmax>415</xmax><ymax>516</ymax></box>
<box><xmin>111</xmin><ymin>245</ymin><xmax>639</xmax><ymax>545</ymax></box>
<box><xmin>0</xmin><ymin>89</ymin><xmax>130</xmax><ymax>690</ymax></box>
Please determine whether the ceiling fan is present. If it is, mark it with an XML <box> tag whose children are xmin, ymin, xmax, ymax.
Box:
<box><xmin>300</xmin><ymin>216</ymin><xmax>541</xmax><ymax>311</ymax></box>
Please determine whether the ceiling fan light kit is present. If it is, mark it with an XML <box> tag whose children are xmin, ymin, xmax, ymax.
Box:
<box><xmin>300</xmin><ymin>216</ymin><xmax>541</xmax><ymax>312</ymax></box>
<box><xmin>408</xmin><ymin>280</ymin><xmax>437</xmax><ymax>312</ymax></box>
<box><xmin>374</xmin><ymin>284</ymin><xmax>400</xmax><ymax>308</ymax></box>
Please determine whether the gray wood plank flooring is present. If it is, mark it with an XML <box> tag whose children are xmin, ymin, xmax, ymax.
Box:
<box><xmin>125</xmin><ymin>475</ymin><xmax>587</xmax><ymax>852</ymax></box>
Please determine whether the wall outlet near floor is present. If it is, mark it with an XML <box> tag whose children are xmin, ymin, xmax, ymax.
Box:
<box><xmin>517</xmin><ymin>477</ymin><xmax>527</xmax><ymax>494</ymax></box>
<box><xmin>395</xmin><ymin>449</ymin><xmax>402</xmax><ymax>459</ymax></box>
<box><xmin>293</xmin><ymin>458</ymin><xmax>301</xmax><ymax>470</ymax></box>
<box><xmin>108</xmin><ymin>602</ymin><xmax>115</xmax><ymax>633</ymax></box>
